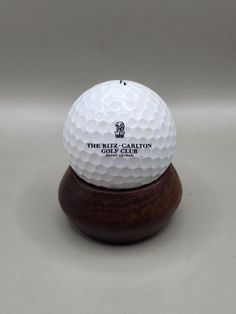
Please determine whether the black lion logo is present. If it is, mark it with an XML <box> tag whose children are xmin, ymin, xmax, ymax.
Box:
<box><xmin>114</xmin><ymin>121</ymin><xmax>125</xmax><ymax>138</ymax></box>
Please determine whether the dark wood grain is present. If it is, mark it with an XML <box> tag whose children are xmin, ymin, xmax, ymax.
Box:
<box><xmin>58</xmin><ymin>164</ymin><xmax>182</xmax><ymax>244</ymax></box>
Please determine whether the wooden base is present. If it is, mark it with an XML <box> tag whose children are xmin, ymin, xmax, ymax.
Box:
<box><xmin>58</xmin><ymin>164</ymin><xmax>182</xmax><ymax>244</ymax></box>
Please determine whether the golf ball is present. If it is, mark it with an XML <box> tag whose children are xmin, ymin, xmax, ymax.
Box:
<box><xmin>63</xmin><ymin>80</ymin><xmax>176</xmax><ymax>189</ymax></box>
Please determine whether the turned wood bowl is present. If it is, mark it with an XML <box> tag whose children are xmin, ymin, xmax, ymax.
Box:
<box><xmin>58</xmin><ymin>164</ymin><xmax>182</xmax><ymax>244</ymax></box>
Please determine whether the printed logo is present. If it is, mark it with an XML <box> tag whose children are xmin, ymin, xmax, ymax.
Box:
<box><xmin>114</xmin><ymin>121</ymin><xmax>125</xmax><ymax>138</ymax></box>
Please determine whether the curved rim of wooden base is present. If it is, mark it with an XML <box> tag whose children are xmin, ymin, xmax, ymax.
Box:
<box><xmin>68</xmin><ymin>165</ymin><xmax>178</xmax><ymax>194</ymax></box>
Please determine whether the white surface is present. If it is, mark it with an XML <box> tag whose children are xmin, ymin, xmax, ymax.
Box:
<box><xmin>1</xmin><ymin>100</ymin><xmax>236</xmax><ymax>313</ymax></box>
<box><xmin>64</xmin><ymin>80</ymin><xmax>175</xmax><ymax>189</ymax></box>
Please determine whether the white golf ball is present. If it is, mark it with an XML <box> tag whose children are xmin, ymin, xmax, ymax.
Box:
<box><xmin>63</xmin><ymin>80</ymin><xmax>176</xmax><ymax>189</ymax></box>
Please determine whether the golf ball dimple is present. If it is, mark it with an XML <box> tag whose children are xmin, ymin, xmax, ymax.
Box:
<box><xmin>63</xmin><ymin>80</ymin><xmax>176</xmax><ymax>189</ymax></box>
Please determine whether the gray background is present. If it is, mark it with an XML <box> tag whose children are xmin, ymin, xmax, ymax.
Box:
<box><xmin>0</xmin><ymin>0</ymin><xmax>235</xmax><ymax>313</ymax></box>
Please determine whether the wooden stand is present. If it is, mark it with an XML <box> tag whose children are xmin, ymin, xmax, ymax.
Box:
<box><xmin>58</xmin><ymin>164</ymin><xmax>182</xmax><ymax>244</ymax></box>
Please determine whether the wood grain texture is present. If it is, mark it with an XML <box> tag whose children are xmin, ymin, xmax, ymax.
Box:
<box><xmin>58</xmin><ymin>164</ymin><xmax>182</xmax><ymax>244</ymax></box>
